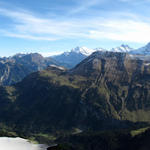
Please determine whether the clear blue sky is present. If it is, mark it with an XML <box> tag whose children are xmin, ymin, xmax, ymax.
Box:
<box><xmin>0</xmin><ymin>0</ymin><xmax>150</xmax><ymax>56</ymax></box>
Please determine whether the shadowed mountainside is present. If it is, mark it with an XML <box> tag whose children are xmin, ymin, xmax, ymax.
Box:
<box><xmin>0</xmin><ymin>52</ymin><xmax>150</xmax><ymax>134</ymax></box>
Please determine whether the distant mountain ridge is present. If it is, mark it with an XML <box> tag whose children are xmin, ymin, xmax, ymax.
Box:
<box><xmin>51</xmin><ymin>44</ymin><xmax>134</xmax><ymax>68</ymax></box>
<box><xmin>0</xmin><ymin>53</ymin><xmax>59</xmax><ymax>85</ymax></box>
<box><xmin>130</xmin><ymin>42</ymin><xmax>150</xmax><ymax>55</ymax></box>
<box><xmin>111</xmin><ymin>44</ymin><xmax>133</xmax><ymax>52</ymax></box>
<box><xmin>70</xmin><ymin>46</ymin><xmax>96</xmax><ymax>56</ymax></box>
<box><xmin>52</xmin><ymin>47</ymin><xmax>99</xmax><ymax>68</ymax></box>
<box><xmin>1</xmin><ymin>43</ymin><xmax>150</xmax><ymax>85</ymax></box>
<box><xmin>52</xmin><ymin>45</ymin><xmax>130</xmax><ymax>68</ymax></box>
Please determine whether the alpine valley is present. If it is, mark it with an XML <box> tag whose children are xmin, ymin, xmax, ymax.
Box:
<box><xmin>1</xmin><ymin>43</ymin><xmax>150</xmax><ymax>150</ymax></box>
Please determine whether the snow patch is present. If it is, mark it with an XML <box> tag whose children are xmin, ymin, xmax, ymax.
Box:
<box><xmin>0</xmin><ymin>137</ymin><xmax>47</xmax><ymax>150</ymax></box>
<box><xmin>50</xmin><ymin>64</ymin><xmax>65</xmax><ymax>70</ymax></box>
<box><xmin>71</xmin><ymin>46</ymin><xmax>96</xmax><ymax>56</ymax></box>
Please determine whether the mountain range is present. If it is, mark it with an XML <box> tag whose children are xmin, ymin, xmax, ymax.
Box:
<box><xmin>0</xmin><ymin>43</ymin><xmax>150</xmax><ymax>86</ymax></box>
<box><xmin>130</xmin><ymin>42</ymin><xmax>150</xmax><ymax>55</ymax></box>
<box><xmin>0</xmin><ymin>51</ymin><xmax>150</xmax><ymax>134</ymax></box>
<box><xmin>0</xmin><ymin>53</ymin><xmax>59</xmax><ymax>85</ymax></box>
<box><xmin>52</xmin><ymin>45</ymin><xmax>132</xmax><ymax>68</ymax></box>
<box><xmin>52</xmin><ymin>43</ymin><xmax>150</xmax><ymax>68</ymax></box>
<box><xmin>0</xmin><ymin>48</ymin><xmax>150</xmax><ymax>149</ymax></box>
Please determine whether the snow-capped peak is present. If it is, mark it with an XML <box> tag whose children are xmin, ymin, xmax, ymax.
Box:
<box><xmin>143</xmin><ymin>42</ymin><xmax>150</xmax><ymax>52</ymax></box>
<box><xmin>111</xmin><ymin>44</ymin><xmax>133</xmax><ymax>53</ymax></box>
<box><xmin>130</xmin><ymin>42</ymin><xmax>150</xmax><ymax>55</ymax></box>
<box><xmin>70</xmin><ymin>46</ymin><xmax>96</xmax><ymax>56</ymax></box>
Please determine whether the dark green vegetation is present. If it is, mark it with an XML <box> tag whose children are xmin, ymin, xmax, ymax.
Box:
<box><xmin>0</xmin><ymin>53</ymin><xmax>59</xmax><ymax>85</ymax></box>
<box><xmin>0</xmin><ymin>51</ymin><xmax>150</xmax><ymax>149</ymax></box>
<box><xmin>50</xmin><ymin>128</ymin><xmax>150</xmax><ymax>150</ymax></box>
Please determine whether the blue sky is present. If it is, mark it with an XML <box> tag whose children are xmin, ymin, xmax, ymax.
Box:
<box><xmin>0</xmin><ymin>0</ymin><xmax>150</xmax><ymax>56</ymax></box>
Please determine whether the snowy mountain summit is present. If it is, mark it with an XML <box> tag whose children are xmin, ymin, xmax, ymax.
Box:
<box><xmin>52</xmin><ymin>46</ymin><xmax>106</xmax><ymax>68</ymax></box>
<box><xmin>70</xmin><ymin>45</ymin><xmax>133</xmax><ymax>54</ymax></box>
<box><xmin>70</xmin><ymin>46</ymin><xmax>96</xmax><ymax>56</ymax></box>
<box><xmin>111</xmin><ymin>44</ymin><xmax>133</xmax><ymax>53</ymax></box>
<box><xmin>130</xmin><ymin>42</ymin><xmax>150</xmax><ymax>55</ymax></box>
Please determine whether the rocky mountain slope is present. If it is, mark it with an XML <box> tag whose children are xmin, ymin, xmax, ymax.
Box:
<box><xmin>0</xmin><ymin>43</ymin><xmax>149</xmax><ymax>86</ymax></box>
<box><xmin>0</xmin><ymin>53</ymin><xmax>58</xmax><ymax>85</ymax></box>
<box><xmin>0</xmin><ymin>51</ymin><xmax>150</xmax><ymax>135</ymax></box>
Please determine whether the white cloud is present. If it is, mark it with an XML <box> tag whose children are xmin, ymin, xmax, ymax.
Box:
<box><xmin>4</xmin><ymin>32</ymin><xmax>57</xmax><ymax>41</ymax></box>
<box><xmin>0</xmin><ymin>8</ymin><xmax>89</xmax><ymax>40</ymax></box>
<box><xmin>0</xmin><ymin>6</ymin><xmax>150</xmax><ymax>44</ymax></box>
<box><xmin>69</xmin><ymin>0</ymin><xmax>103</xmax><ymax>14</ymax></box>
<box><xmin>40</xmin><ymin>51</ymin><xmax>64</xmax><ymax>57</ymax></box>
<box><xmin>88</xmin><ymin>20</ymin><xmax>150</xmax><ymax>43</ymax></box>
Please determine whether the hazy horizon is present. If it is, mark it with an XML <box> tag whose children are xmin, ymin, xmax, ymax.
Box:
<box><xmin>0</xmin><ymin>43</ymin><xmax>147</xmax><ymax>57</ymax></box>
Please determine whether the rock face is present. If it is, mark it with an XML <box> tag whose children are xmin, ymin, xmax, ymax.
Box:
<box><xmin>0</xmin><ymin>51</ymin><xmax>150</xmax><ymax>133</ymax></box>
<box><xmin>0</xmin><ymin>53</ymin><xmax>58</xmax><ymax>85</ymax></box>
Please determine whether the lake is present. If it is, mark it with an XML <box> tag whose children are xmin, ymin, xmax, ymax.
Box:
<box><xmin>0</xmin><ymin>137</ymin><xmax>48</xmax><ymax>150</ymax></box>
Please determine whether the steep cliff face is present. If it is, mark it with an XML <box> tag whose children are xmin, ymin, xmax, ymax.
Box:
<box><xmin>0</xmin><ymin>52</ymin><xmax>150</xmax><ymax>133</ymax></box>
